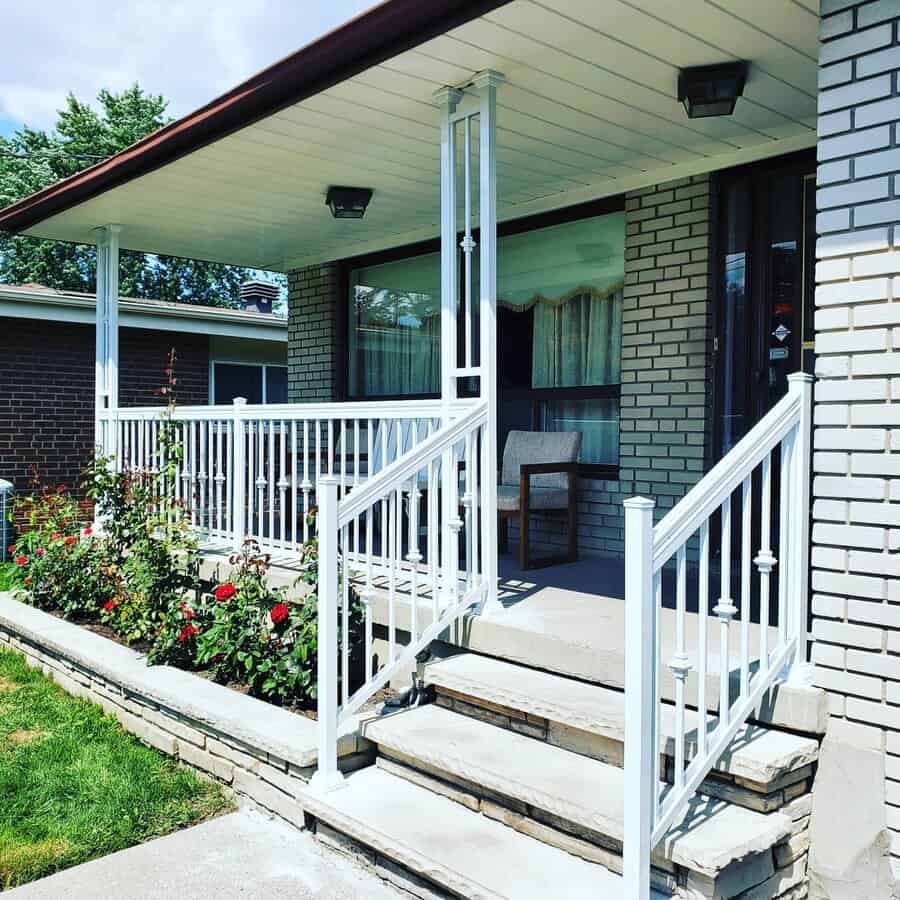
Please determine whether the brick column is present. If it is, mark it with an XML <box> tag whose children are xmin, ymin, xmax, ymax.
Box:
<box><xmin>619</xmin><ymin>174</ymin><xmax>714</xmax><ymax>521</ymax></box>
<box><xmin>287</xmin><ymin>262</ymin><xmax>342</xmax><ymax>402</ymax></box>
<box><xmin>811</xmin><ymin>0</ymin><xmax>900</xmax><ymax>855</ymax></box>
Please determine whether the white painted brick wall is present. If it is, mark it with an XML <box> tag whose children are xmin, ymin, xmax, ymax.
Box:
<box><xmin>813</xmin><ymin>0</ymin><xmax>900</xmax><ymax>860</ymax></box>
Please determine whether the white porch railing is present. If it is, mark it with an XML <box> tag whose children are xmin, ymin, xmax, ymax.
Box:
<box><xmin>311</xmin><ymin>400</ymin><xmax>491</xmax><ymax>790</ymax></box>
<box><xmin>99</xmin><ymin>398</ymin><xmax>478</xmax><ymax>553</ymax></box>
<box><xmin>623</xmin><ymin>372</ymin><xmax>813</xmax><ymax>898</ymax></box>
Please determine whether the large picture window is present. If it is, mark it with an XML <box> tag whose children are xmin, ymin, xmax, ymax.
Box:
<box><xmin>348</xmin><ymin>253</ymin><xmax>441</xmax><ymax>397</ymax></box>
<box><xmin>346</xmin><ymin>209</ymin><xmax>624</xmax><ymax>473</ymax></box>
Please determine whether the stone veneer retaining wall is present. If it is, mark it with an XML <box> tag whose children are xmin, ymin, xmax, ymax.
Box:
<box><xmin>285</xmin><ymin>179</ymin><xmax>714</xmax><ymax>559</ymax></box>
<box><xmin>0</xmin><ymin>594</ymin><xmax>367</xmax><ymax>832</ymax></box>
<box><xmin>810</xmin><ymin>0</ymin><xmax>900</xmax><ymax>866</ymax></box>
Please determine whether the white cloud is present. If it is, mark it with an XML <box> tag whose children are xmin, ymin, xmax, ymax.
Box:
<box><xmin>0</xmin><ymin>0</ymin><xmax>379</xmax><ymax>132</ymax></box>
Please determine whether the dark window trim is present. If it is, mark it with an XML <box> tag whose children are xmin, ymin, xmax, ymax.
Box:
<box><xmin>339</xmin><ymin>195</ymin><xmax>627</xmax><ymax>478</ymax></box>
<box><xmin>709</xmin><ymin>149</ymin><xmax>816</xmax><ymax>464</ymax></box>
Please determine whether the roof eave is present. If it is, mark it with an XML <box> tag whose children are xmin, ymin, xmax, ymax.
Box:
<box><xmin>0</xmin><ymin>0</ymin><xmax>511</xmax><ymax>236</ymax></box>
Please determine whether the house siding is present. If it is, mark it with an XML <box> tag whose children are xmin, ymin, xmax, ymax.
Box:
<box><xmin>811</xmin><ymin>0</ymin><xmax>900</xmax><ymax>860</ymax></box>
<box><xmin>0</xmin><ymin>317</ymin><xmax>208</xmax><ymax>510</ymax></box>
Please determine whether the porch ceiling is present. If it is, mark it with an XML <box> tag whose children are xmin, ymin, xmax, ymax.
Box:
<box><xmin>3</xmin><ymin>0</ymin><xmax>818</xmax><ymax>272</ymax></box>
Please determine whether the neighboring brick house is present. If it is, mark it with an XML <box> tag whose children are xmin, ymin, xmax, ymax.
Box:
<box><xmin>0</xmin><ymin>282</ymin><xmax>286</xmax><ymax>510</ymax></box>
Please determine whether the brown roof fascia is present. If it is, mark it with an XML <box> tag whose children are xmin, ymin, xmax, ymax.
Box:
<box><xmin>0</xmin><ymin>0</ymin><xmax>512</xmax><ymax>234</ymax></box>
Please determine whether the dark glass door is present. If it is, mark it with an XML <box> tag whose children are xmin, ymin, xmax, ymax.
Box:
<box><xmin>714</xmin><ymin>156</ymin><xmax>815</xmax><ymax>460</ymax></box>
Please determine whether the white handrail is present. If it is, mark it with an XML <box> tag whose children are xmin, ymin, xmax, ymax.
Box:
<box><xmin>624</xmin><ymin>372</ymin><xmax>813</xmax><ymax>898</ymax></box>
<box><xmin>338</xmin><ymin>402</ymin><xmax>488</xmax><ymax>526</ymax></box>
<box><xmin>312</xmin><ymin>402</ymin><xmax>491</xmax><ymax>791</ymax></box>
<box><xmin>102</xmin><ymin>398</ymin><xmax>465</xmax><ymax>554</ymax></box>
<box><xmin>652</xmin><ymin>390</ymin><xmax>800</xmax><ymax>571</ymax></box>
<box><xmin>101</xmin><ymin>397</ymin><xmax>471</xmax><ymax>422</ymax></box>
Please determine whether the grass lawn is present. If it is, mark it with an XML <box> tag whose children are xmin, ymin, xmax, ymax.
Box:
<box><xmin>0</xmin><ymin>562</ymin><xmax>15</xmax><ymax>591</ymax></box>
<box><xmin>0</xmin><ymin>647</ymin><xmax>232</xmax><ymax>889</ymax></box>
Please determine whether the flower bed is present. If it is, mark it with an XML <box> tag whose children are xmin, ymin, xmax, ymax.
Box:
<box><xmin>6</xmin><ymin>445</ymin><xmax>360</xmax><ymax>713</ymax></box>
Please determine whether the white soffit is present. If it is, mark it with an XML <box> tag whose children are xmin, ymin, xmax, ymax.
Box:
<box><xmin>20</xmin><ymin>0</ymin><xmax>818</xmax><ymax>271</ymax></box>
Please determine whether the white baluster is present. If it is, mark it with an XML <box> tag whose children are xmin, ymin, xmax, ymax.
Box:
<box><xmin>740</xmin><ymin>476</ymin><xmax>751</xmax><ymax>698</ymax></box>
<box><xmin>278</xmin><ymin>421</ymin><xmax>288</xmax><ymax>550</ymax></box>
<box><xmin>714</xmin><ymin>496</ymin><xmax>737</xmax><ymax>729</ymax></box>
<box><xmin>670</xmin><ymin>545</ymin><xmax>691</xmax><ymax>792</ymax></box>
<box><xmin>231</xmin><ymin>399</ymin><xmax>246</xmax><ymax>551</ymax></box>
<box><xmin>755</xmin><ymin>453</ymin><xmax>775</xmax><ymax>674</ymax></box>
<box><xmin>698</xmin><ymin>519</ymin><xmax>710</xmax><ymax>759</ymax></box>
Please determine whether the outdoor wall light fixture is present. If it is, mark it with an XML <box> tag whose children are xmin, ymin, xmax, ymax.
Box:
<box><xmin>678</xmin><ymin>62</ymin><xmax>747</xmax><ymax>118</ymax></box>
<box><xmin>325</xmin><ymin>186</ymin><xmax>373</xmax><ymax>219</ymax></box>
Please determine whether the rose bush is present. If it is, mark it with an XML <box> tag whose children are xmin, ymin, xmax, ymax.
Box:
<box><xmin>7</xmin><ymin>357</ymin><xmax>360</xmax><ymax>710</ymax></box>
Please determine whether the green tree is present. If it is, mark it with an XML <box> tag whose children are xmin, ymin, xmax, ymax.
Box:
<box><xmin>0</xmin><ymin>85</ymin><xmax>283</xmax><ymax>308</ymax></box>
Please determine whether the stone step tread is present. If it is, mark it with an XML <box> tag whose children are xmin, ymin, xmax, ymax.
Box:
<box><xmin>426</xmin><ymin>653</ymin><xmax>818</xmax><ymax>788</ymax></box>
<box><xmin>302</xmin><ymin>766</ymin><xmax>655</xmax><ymax>900</ymax></box>
<box><xmin>364</xmin><ymin>704</ymin><xmax>792</xmax><ymax>878</ymax></box>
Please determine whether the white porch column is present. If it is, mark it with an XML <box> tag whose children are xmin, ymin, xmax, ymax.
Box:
<box><xmin>94</xmin><ymin>224</ymin><xmax>121</xmax><ymax>460</ymax></box>
<box><xmin>474</xmin><ymin>70</ymin><xmax>503</xmax><ymax>603</ymax></box>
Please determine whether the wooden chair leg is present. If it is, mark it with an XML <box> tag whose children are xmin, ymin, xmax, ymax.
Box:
<box><xmin>567</xmin><ymin>478</ymin><xmax>578</xmax><ymax>563</ymax></box>
<box><xmin>568</xmin><ymin>499</ymin><xmax>578</xmax><ymax>563</ymax></box>
<box><xmin>519</xmin><ymin>506</ymin><xmax>530</xmax><ymax>569</ymax></box>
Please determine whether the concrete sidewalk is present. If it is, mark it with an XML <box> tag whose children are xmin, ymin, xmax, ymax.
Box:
<box><xmin>7</xmin><ymin>809</ymin><xmax>403</xmax><ymax>899</ymax></box>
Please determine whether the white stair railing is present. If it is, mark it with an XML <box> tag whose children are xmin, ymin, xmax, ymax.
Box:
<box><xmin>100</xmin><ymin>398</ymin><xmax>476</xmax><ymax>553</ymax></box>
<box><xmin>623</xmin><ymin>373</ymin><xmax>813</xmax><ymax>898</ymax></box>
<box><xmin>311</xmin><ymin>400</ymin><xmax>490</xmax><ymax>791</ymax></box>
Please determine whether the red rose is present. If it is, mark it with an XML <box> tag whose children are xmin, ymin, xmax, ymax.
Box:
<box><xmin>83</xmin><ymin>526</ymin><xmax>93</xmax><ymax>537</ymax></box>
<box><xmin>35</xmin><ymin>547</ymin><xmax>45</xmax><ymax>557</ymax></box>
<box><xmin>178</xmin><ymin>623</ymin><xmax>199</xmax><ymax>642</ymax></box>
<box><xmin>50</xmin><ymin>533</ymin><xmax>61</xmax><ymax>541</ymax></box>
<box><xmin>24</xmin><ymin>577</ymin><xmax>32</xmax><ymax>587</ymax></box>
<box><xmin>103</xmin><ymin>600</ymin><xmax>119</xmax><ymax>612</ymax></box>
<box><xmin>7</xmin><ymin>544</ymin><xmax>15</xmax><ymax>554</ymax></box>
<box><xmin>270</xmin><ymin>603</ymin><xmax>290</xmax><ymax>626</ymax></box>
<box><xmin>214</xmin><ymin>583</ymin><xmax>237</xmax><ymax>602</ymax></box>
<box><xmin>64</xmin><ymin>536</ymin><xmax>77</xmax><ymax>546</ymax></box>
<box><xmin>14</xmin><ymin>555</ymin><xmax>27</xmax><ymax>566</ymax></box>
<box><xmin>179</xmin><ymin>602</ymin><xmax>195</xmax><ymax>620</ymax></box>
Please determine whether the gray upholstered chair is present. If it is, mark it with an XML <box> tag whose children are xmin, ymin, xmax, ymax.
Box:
<box><xmin>498</xmin><ymin>430</ymin><xmax>581</xmax><ymax>570</ymax></box>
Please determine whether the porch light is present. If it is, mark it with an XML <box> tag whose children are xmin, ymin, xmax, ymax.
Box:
<box><xmin>677</xmin><ymin>62</ymin><xmax>747</xmax><ymax>118</ymax></box>
<box><xmin>325</xmin><ymin>186</ymin><xmax>373</xmax><ymax>219</ymax></box>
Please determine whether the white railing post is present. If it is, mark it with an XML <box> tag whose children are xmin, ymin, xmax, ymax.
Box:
<box><xmin>94</xmin><ymin>224</ymin><xmax>121</xmax><ymax>463</ymax></box>
<box><xmin>623</xmin><ymin>496</ymin><xmax>656</xmax><ymax>900</ymax></box>
<box><xmin>475</xmin><ymin>70</ymin><xmax>503</xmax><ymax>607</ymax></box>
<box><xmin>231</xmin><ymin>398</ymin><xmax>247</xmax><ymax>552</ymax></box>
<box><xmin>310</xmin><ymin>475</ymin><xmax>345</xmax><ymax>793</ymax></box>
<box><xmin>786</xmin><ymin>372</ymin><xmax>814</xmax><ymax>685</ymax></box>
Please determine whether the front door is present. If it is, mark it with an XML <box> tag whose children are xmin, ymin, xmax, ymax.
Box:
<box><xmin>713</xmin><ymin>154</ymin><xmax>816</xmax><ymax>460</ymax></box>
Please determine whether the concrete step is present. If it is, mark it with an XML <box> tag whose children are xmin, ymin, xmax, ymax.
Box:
<box><xmin>364</xmin><ymin>704</ymin><xmax>793</xmax><ymax>896</ymax></box>
<box><xmin>425</xmin><ymin>653</ymin><xmax>819</xmax><ymax>806</ymax></box>
<box><xmin>364</xmin><ymin>576</ymin><xmax>829</xmax><ymax>736</ymax></box>
<box><xmin>301</xmin><ymin>765</ymin><xmax>650</xmax><ymax>900</ymax></box>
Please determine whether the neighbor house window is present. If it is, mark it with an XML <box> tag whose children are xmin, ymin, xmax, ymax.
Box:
<box><xmin>212</xmin><ymin>362</ymin><xmax>288</xmax><ymax>404</ymax></box>
<box><xmin>345</xmin><ymin>210</ymin><xmax>624</xmax><ymax>473</ymax></box>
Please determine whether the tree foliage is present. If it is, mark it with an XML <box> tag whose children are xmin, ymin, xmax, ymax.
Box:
<box><xmin>0</xmin><ymin>85</ymin><xmax>282</xmax><ymax>308</ymax></box>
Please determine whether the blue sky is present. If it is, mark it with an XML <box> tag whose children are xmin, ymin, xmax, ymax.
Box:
<box><xmin>0</xmin><ymin>1</ymin><xmax>377</xmax><ymax>136</ymax></box>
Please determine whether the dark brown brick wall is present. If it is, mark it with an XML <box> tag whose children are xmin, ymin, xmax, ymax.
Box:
<box><xmin>0</xmin><ymin>317</ymin><xmax>209</xmax><ymax>505</ymax></box>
